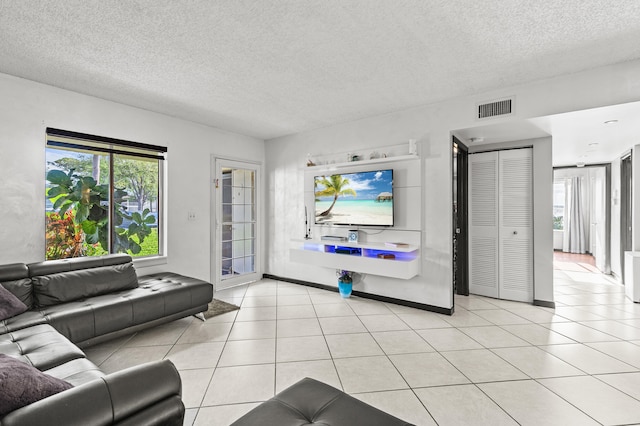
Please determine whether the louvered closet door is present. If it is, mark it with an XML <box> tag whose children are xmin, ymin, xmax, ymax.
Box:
<box><xmin>498</xmin><ymin>148</ymin><xmax>533</xmax><ymax>302</ymax></box>
<box><xmin>469</xmin><ymin>151</ymin><xmax>499</xmax><ymax>298</ymax></box>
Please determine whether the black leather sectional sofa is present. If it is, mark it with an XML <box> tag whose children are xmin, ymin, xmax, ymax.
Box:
<box><xmin>0</xmin><ymin>254</ymin><xmax>213</xmax><ymax>425</ymax></box>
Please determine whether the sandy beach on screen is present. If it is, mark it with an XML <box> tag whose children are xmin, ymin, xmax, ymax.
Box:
<box><xmin>315</xmin><ymin>201</ymin><xmax>392</xmax><ymax>225</ymax></box>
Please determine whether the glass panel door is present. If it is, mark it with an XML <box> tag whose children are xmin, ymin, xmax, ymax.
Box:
<box><xmin>215</xmin><ymin>159</ymin><xmax>260</xmax><ymax>289</ymax></box>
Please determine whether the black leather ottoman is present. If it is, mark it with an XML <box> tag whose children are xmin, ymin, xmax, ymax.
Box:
<box><xmin>230</xmin><ymin>377</ymin><xmax>414</xmax><ymax>426</ymax></box>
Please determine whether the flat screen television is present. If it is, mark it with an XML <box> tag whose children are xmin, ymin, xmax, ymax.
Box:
<box><xmin>314</xmin><ymin>169</ymin><xmax>394</xmax><ymax>226</ymax></box>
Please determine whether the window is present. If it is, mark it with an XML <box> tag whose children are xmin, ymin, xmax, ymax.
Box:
<box><xmin>45</xmin><ymin>128</ymin><xmax>165</xmax><ymax>260</ymax></box>
<box><xmin>553</xmin><ymin>180</ymin><xmax>566</xmax><ymax>230</ymax></box>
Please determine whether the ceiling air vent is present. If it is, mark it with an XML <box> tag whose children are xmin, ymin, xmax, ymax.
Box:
<box><xmin>477</xmin><ymin>98</ymin><xmax>513</xmax><ymax>119</ymax></box>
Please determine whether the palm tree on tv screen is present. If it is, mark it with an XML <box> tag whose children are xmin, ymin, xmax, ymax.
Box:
<box><xmin>315</xmin><ymin>174</ymin><xmax>357</xmax><ymax>217</ymax></box>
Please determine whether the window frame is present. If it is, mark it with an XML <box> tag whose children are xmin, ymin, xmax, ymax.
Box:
<box><xmin>45</xmin><ymin>128</ymin><xmax>166</xmax><ymax>259</ymax></box>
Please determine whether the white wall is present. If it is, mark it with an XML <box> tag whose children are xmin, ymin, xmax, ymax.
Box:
<box><xmin>0</xmin><ymin>73</ymin><xmax>265</xmax><ymax>282</ymax></box>
<box><xmin>265</xmin><ymin>59</ymin><xmax>640</xmax><ymax>310</ymax></box>
<box><xmin>265</xmin><ymin>114</ymin><xmax>454</xmax><ymax>309</ymax></box>
<box><xmin>5</xmin><ymin>56</ymin><xmax>640</xmax><ymax>310</ymax></box>
<box><xmin>633</xmin><ymin>145</ymin><xmax>640</xmax><ymax>252</ymax></box>
<box><xmin>611</xmin><ymin>157</ymin><xmax>622</xmax><ymax>279</ymax></box>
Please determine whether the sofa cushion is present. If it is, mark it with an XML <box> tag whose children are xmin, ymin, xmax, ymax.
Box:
<box><xmin>0</xmin><ymin>310</ymin><xmax>48</xmax><ymax>334</ymax></box>
<box><xmin>0</xmin><ymin>263</ymin><xmax>28</xmax><ymax>282</ymax></box>
<box><xmin>0</xmin><ymin>285</ymin><xmax>27</xmax><ymax>321</ymax></box>
<box><xmin>44</xmin><ymin>358</ymin><xmax>105</xmax><ymax>387</ymax></box>
<box><xmin>0</xmin><ymin>353</ymin><xmax>73</xmax><ymax>417</ymax></box>
<box><xmin>0</xmin><ymin>278</ymin><xmax>33</xmax><ymax>310</ymax></box>
<box><xmin>41</xmin><ymin>302</ymin><xmax>97</xmax><ymax>343</ymax></box>
<box><xmin>32</xmin><ymin>263</ymin><xmax>138</xmax><ymax>307</ymax></box>
<box><xmin>138</xmin><ymin>272</ymin><xmax>213</xmax><ymax>313</ymax></box>
<box><xmin>42</xmin><ymin>293</ymin><xmax>136</xmax><ymax>343</ymax></box>
<box><xmin>0</xmin><ymin>324</ymin><xmax>86</xmax><ymax>370</ymax></box>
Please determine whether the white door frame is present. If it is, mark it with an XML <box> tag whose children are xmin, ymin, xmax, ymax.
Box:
<box><xmin>211</xmin><ymin>157</ymin><xmax>262</xmax><ymax>290</ymax></box>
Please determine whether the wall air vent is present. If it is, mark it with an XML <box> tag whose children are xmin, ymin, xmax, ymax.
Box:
<box><xmin>477</xmin><ymin>98</ymin><xmax>513</xmax><ymax>119</ymax></box>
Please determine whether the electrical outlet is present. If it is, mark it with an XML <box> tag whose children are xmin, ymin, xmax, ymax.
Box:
<box><xmin>187</xmin><ymin>211</ymin><xmax>196</xmax><ymax>221</ymax></box>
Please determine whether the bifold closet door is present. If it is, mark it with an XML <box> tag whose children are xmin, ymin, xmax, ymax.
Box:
<box><xmin>469</xmin><ymin>151</ymin><xmax>499</xmax><ymax>298</ymax></box>
<box><xmin>469</xmin><ymin>148</ymin><xmax>533</xmax><ymax>302</ymax></box>
<box><xmin>498</xmin><ymin>148</ymin><xmax>533</xmax><ymax>302</ymax></box>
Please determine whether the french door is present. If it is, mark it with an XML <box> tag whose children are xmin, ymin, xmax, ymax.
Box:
<box><xmin>213</xmin><ymin>158</ymin><xmax>260</xmax><ymax>290</ymax></box>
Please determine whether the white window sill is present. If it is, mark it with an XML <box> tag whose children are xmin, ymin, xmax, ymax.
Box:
<box><xmin>133</xmin><ymin>255</ymin><xmax>168</xmax><ymax>268</ymax></box>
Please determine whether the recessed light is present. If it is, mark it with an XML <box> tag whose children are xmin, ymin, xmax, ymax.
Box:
<box><xmin>604</xmin><ymin>120</ymin><xmax>618</xmax><ymax>125</ymax></box>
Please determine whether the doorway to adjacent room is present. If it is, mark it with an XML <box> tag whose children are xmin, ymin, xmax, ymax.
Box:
<box><xmin>552</xmin><ymin>164</ymin><xmax>611</xmax><ymax>275</ymax></box>
<box><xmin>452</xmin><ymin>136</ymin><xmax>469</xmax><ymax>297</ymax></box>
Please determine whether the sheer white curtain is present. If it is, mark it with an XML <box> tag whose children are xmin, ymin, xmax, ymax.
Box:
<box><xmin>563</xmin><ymin>176</ymin><xmax>587</xmax><ymax>253</ymax></box>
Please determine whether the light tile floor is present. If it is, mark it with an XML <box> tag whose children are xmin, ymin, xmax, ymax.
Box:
<box><xmin>84</xmin><ymin>265</ymin><xmax>640</xmax><ymax>425</ymax></box>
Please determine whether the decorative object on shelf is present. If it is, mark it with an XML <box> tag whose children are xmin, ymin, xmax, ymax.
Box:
<box><xmin>334</xmin><ymin>246</ymin><xmax>361</xmax><ymax>255</ymax></box>
<box><xmin>321</xmin><ymin>235</ymin><xmax>347</xmax><ymax>241</ymax></box>
<box><xmin>351</xmin><ymin>154</ymin><xmax>361</xmax><ymax>161</ymax></box>
<box><xmin>347</xmin><ymin>229</ymin><xmax>359</xmax><ymax>243</ymax></box>
<box><xmin>369</xmin><ymin>151</ymin><xmax>380</xmax><ymax>160</ymax></box>
<box><xmin>377</xmin><ymin>253</ymin><xmax>396</xmax><ymax>259</ymax></box>
<box><xmin>304</xmin><ymin>206</ymin><xmax>312</xmax><ymax>240</ymax></box>
<box><xmin>409</xmin><ymin>139</ymin><xmax>417</xmax><ymax>155</ymax></box>
<box><xmin>306</xmin><ymin>153</ymin><xmax>316</xmax><ymax>167</ymax></box>
<box><xmin>385</xmin><ymin>241</ymin><xmax>409</xmax><ymax>248</ymax></box>
<box><xmin>336</xmin><ymin>269</ymin><xmax>353</xmax><ymax>298</ymax></box>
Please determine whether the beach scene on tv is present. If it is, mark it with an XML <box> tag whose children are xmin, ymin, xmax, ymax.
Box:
<box><xmin>314</xmin><ymin>169</ymin><xmax>394</xmax><ymax>226</ymax></box>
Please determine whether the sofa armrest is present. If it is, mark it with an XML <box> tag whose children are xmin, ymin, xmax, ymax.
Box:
<box><xmin>0</xmin><ymin>360</ymin><xmax>184</xmax><ymax>426</ymax></box>
<box><xmin>105</xmin><ymin>358</ymin><xmax>183</xmax><ymax>424</ymax></box>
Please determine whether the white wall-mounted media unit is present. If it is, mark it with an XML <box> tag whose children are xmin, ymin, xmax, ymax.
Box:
<box><xmin>290</xmin><ymin>239</ymin><xmax>420</xmax><ymax>279</ymax></box>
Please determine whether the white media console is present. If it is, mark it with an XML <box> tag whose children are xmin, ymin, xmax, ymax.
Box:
<box><xmin>290</xmin><ymin>239</ymin><xmax>420</xmax><ymax>279</ymax></box>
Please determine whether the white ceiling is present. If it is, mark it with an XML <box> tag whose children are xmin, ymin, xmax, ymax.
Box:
<box><xmin>455</xmin><ymin>100</ymin><xmax>640</xmax><ymax>166</ymax></box>
<box><xmin>533</xmin><ymin>102</ymin><xmax>640</xmax><ymax>166</ymax></box>
<box><xmin>2</xmin><ymin>1</ymin><xmax>640</xmax><ymax>152</ymax></box>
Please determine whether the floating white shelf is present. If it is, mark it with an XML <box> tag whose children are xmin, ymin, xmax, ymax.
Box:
<box><xmin>290</xmin><ymin>239</ymin><xmax>420</xmax><ymax>280</ymax></box>
<box><xmin>304</xmin><ymin>154</ymin><xmax>419</xmax><ymax>171</ymax></box>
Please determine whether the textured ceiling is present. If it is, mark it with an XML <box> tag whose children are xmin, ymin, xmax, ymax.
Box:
<box><xmin>2</xmin><ymin>1</ymin><xmax>640</xmax><ymax>140</ymax></box>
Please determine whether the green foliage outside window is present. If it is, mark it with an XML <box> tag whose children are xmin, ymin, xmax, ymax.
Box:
<box><xmin>553</xmin><ymin>215</ymin><xmax>563</xmax><ymax>230</ymax></box>
<box><xmin>45</xmin><ymin>151</ymin><xmax>159</xmax><ymax>260</ymax></box>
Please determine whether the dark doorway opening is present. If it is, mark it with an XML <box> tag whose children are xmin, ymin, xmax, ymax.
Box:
<box><xmin>453</xmin><ymin>136</ymin><xmax>469</xmax><ymax>296</ymax></box>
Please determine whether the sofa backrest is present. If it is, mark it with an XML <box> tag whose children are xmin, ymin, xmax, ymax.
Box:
<box><xmin>0</xmin><ymin>263</ymin><xmax>34</xmax><ymax>309</ymax></box>
<box><xmin>27</xmin><ymin>254</ymin><xmax>133</xmax><ymax>276</ymax></box>
<box><xmin>27</xmin><ymin>255</ymin><xmax>139</xmax><ymax>307</ymax></box>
